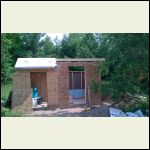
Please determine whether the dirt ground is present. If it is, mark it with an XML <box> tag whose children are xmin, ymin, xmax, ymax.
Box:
<box><xmin>27</xmin><ymin>100</ymin><xmax>113</xmax><ymax>117</ymax></box>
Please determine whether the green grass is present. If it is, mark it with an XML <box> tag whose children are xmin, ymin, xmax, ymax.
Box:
<box><xmin>1</xmin><ymin>82</ymin><xmax>23</xmax><ymax>117</ymax></box>
<box><xmin>1</xmin><ymin>107</ymin><xmax>22</xmax><ymax>117</ymax></box>
<box><xmin>1</xmin><ymin>82</ymin><xmax>12</xmax><ymax>102</ymax></box>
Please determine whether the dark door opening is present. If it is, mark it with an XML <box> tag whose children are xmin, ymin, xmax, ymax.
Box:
<box><xmin>30</xmin><ymin>72</ymin><xmax>48</xmax><ymax>102</ymax></box>
<box><xmin>69</xmin><ymin>66</ymin><xmax>86</xmax><ymax>104</ymax></box>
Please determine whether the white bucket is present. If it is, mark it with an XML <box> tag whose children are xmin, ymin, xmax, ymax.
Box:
<box><xmin>32</xmin><ymin>98</ymin><xmax>37</xmax><ymax>106</ymax></box>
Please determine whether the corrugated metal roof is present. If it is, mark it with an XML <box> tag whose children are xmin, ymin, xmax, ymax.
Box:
<box><xmin>15</xmin><ymin>58</ymin><xmax>57</xmax><ymax>69</ymax></box>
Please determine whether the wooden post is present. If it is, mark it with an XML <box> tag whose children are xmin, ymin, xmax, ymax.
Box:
<box><xmin>88</xmin><ymin>86</ymin><xmax>91</xmax><ymax>108</ymax></box>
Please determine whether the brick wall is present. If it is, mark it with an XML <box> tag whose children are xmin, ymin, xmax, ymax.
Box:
<box><xmin>57</xmin><ymin>61</ymin><xmax>101</xmax><ymax>108</ymax></box>
<box><xmin>12</xmin><ymin>69</ymin><xmax>59</xmax><ymax>112</ymax></box>
<box><xmin>12</xmin><ymin>72</ymin><xmax>32</xmax><ymax>113</ymax></box>
<box><xmin>47</xmin><ymin>69</ymin><xmax>58</xmax><ymax>108</ymax></box>
<box><xmin>57</xmin><ymin>62</ymin><xmax>69</xmax><ymax>108</ymax></box>
<box><xmin>12</xmin><ymin>61</ymin><xmax>101</xmax><ymax>113</ymax></box>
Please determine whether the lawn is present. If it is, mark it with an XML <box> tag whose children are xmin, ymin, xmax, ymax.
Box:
<box><xmin>1</xmin><ymin>107</ymin><xmax>22</xmax><ymax>117</ymax></box>
<box><xmin>1</xmin><ymin>82</ymin><xmax>23</xmax><ymax>117</ymax></box>
<box><xmin>1</xmin><ymin>82</ymin><xmax>12</xmax><ymax>102</ymax></box>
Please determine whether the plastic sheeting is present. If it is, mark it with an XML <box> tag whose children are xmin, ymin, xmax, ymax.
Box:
<box><xmin>69</xmin><ymin>89</ymin><xmax>85</xmax><ymax>98</ymax></box>
<box><xmin>134</xmin><ymin>110</ymin><xmax>144</xmax><ymax>117</ymax></box>
<box><xmin>109</xmin><ymin>108</ymin><xmax>127</xmax><ymax>117</ymax></box>
<box><xmin>126</xmin><ymin>112</ymin><xmax>138</xmax><ymax>117</ymax></box>
<box><xmin>109</xmin><ymin>108</ymin><xmax>144</xmax><ymax>117</ymax></box>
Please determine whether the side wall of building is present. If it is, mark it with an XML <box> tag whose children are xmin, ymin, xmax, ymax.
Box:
<box><xmin>12</xmin><ymin>69</ymin><xmax>59</xmax><ymax>113</ymax></box>
<box><xmin>12</xmin><ymin>61</ymin><xmax>101</xmax><ymax>113</ymax></box>
<box><xmin>57</xmin><ymin>61</ymin><xmax>101</xmax><ymax>108</ymax></box>
<box><xmin>47</xmin><ymin>69</ymin><xmax>58</xmax><ymax>108</ymax></box>
<box><xmin>12</xmin><ymin>71</ymin><xmax>32</xmax><ymax>113</ymax></box>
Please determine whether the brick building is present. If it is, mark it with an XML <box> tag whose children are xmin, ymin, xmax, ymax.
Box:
<box><xmin>12</xmin><ymin>58</ymin><xmax>105</xmax><ymax>113</ymax></box>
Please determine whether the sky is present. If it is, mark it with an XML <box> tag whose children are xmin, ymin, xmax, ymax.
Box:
<box><xmin>46</xmin><ymin>33</ymin><xmax>66</xmax><ymax>41</ymax></box>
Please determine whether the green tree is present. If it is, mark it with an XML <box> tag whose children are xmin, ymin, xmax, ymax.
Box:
<box><xmin>98</xmin><ymin>33</ymin><xmax>149</xmax><ymax>100</ymax></box>
<box><xmin>1</xmin><ymin>34</ymin><xmax>13</xmax><ymax>83</ymax></box>
<box><xmin>61</xmin><ymin>33</ymin><xmax>98</xmax><ymax>58</ymax></box>
<box><xmin>22</xmin><ymin>33</ymin><xmax>45</xmax><ymax>57</ymax></box>
<box><xmin>61</xmin><ymin>33</ymin><xmax>81</xmax><ymax>58</ymax></box>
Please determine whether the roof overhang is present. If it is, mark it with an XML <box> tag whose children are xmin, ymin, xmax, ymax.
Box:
<box><xmin>15</xmin><ymin>58</ymin><xmax>105</xmax><ymax>70</ymax></box>
<box><xmin>56</xmin><ymin>58</ymin><xmax>105</xmax><ymax>62</ymax></box>
<box><xmin>15</xmin><ymin>58</ymin><xmax>57</xmax><ymax>69</ymax></box>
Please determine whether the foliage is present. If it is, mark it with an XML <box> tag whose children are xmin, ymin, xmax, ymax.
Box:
<box><xmin>96</xmin><ymin>61</ymin><xmax>109</xmax><ymax>78</ymax></box>
<box><xmin>1</xmin><ymin>82</ymin><xmax>12</xmax><ymax>101</ymax></box>
<box><xmin>101</xmin><ymin>81</ymin><xmax>113</xmax><ymax>97</ymax></box>
<box><xmin>1</xmin><ymin>34</ymin><xmax>13</xmax><ymax>83</ymax></box>
<box><xmin>1</xmin><ymin>33</ymin><xmax>149</xmax><ymax>108</ymax></box>
<box><xmin>97</xmin><ymin>33</ymin><xmax>149</xmax><ymax>100</ymax></box>
<box><xmin>90</xmin><ymin>79</ymin><xmax>100</xmax><ymax>94</ymax></box>
<box><xmin>119</xmin><ymin>94</ymin><xmax>149</xmax><ymax>115</ymax></box>
<box><xmin>1</xmin><ymin>107</ymin><xmax>22</xmax><ymax>117</ymax></box>
<box><xmin>69</xmin><ymin>66</ymin><xmax>84</xmax><ymax>71</ymax></box>
<box><xmin>61</xmin><ymin>33</ymin><xmax>98</xmax><ymax>58</ymax></box>
<box><xmin>1</xmin><ymin>33</ymin><xmax>61</xmax><ymax>83</ymax></box>
<box><xmin>37</xmin><ymin>35</ymin><xmax>62</xmax><ymax>57</ymax></box>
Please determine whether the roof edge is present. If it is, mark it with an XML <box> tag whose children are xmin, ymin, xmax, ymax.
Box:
<box><xmin>56</xmin><ymin>58</ymin><xmax>105</xmax><ymax>62</ymax></box>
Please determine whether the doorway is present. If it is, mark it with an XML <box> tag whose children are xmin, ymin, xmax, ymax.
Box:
<box><xmin>69</xmin><ymin>66</ymin><xmax>86</xmax><ymax>104</ymax></box>
<box><xmin>30</xmin><ymin>72</ymin><xmax>48</xmax><ymax>101</ymax></box>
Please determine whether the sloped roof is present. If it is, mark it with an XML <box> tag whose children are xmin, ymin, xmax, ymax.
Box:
<box><xmin>15</xmin><ymin>58</ymin><xmax>57</xmax><ymax>69</ymax></box>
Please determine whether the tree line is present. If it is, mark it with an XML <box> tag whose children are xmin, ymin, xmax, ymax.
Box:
<box><xmin>1</xmin><ymin>33</ymin><xmax>149</xmax><ymax>100</ymax></box>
